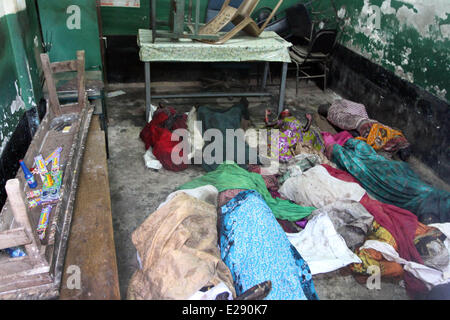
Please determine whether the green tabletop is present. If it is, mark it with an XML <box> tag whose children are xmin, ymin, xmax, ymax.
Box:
<box><xmin>137</xmin><ymin>29</ymin><xmax>292</xmax><ymax>63</ymax></box>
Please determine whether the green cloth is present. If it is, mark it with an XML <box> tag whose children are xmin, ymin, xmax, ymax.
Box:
<box><xmin>178</xmin><ymin>162</ymin><xmax>316</xmax><ymax>221</ymax></box>
<box><xmin>138</xmin><ymin>30</ymin><xmax>292</xmax><ymax>63</ymax></box>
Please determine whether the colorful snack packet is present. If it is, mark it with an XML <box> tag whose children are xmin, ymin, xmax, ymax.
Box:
<box><xmin>43</xmin><ymin>172</ymin><xmax>54</xmax><ymax>188</ymax></box>
<box><xmin>28</xmin><ymin>197</ymin><xmax>42</xmax><ymax>209</ymax></box>
<box><xmin>37</xmin><ymin>205</ymin><xmax>52</xmax><ymax>240</ymax></box>
<box><xmin>34</xmin><ymin>155</ymin><xmax>48</xmax><ymax>175</ymax></box>
<box><xmin>41</xmin><ymin>171</ymin><xmax>63</xmax><ymax>204</ymax></box>
<box><xmin>51</xmin><ymin>153</ymin><xmax>61</xmax><ymax>172</ymax></box>
<box><xmin>45</xmin><ymin>147</ymin><xmax>63</xmax><ymax>165</ymax></box>
<box><xmin>26</xmin><ymin>189</ymin><xmax>42</xmax><ymax>199</ymax></box>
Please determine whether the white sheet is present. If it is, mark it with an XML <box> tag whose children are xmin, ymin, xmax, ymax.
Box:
<box><xmin>279</xmin><ymin>165</ymin><xmax>366</xmax><ymax>208</ymax></box>
<box><xmin>286</xmin><ymin>212</ymin><xmax>362</xmax><ymax>275</ymax></box>
<box><xmin>157</xmin><ymin>185</ymin><xmax>219</xmax><ymax>209</ymax></box>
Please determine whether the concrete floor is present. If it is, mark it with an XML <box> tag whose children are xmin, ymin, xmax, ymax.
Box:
<box><xmin>106</xmin><ymin>79</ymin><xmax>410</xmax><ymax>300</ymax></box>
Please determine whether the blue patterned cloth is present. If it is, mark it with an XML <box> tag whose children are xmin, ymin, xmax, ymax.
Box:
<box><xmin>219</xmin><ymin>190</ymin><xmax>319</xmax><ymax>300</ymax></box>
<box><xmin>332</xmin><ymin>139</ymin><xmax>450</xmax><ymax>223</ymax></box>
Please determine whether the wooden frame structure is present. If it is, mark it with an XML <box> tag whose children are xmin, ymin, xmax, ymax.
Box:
<box><xmin>199</xmin><ymin>0</ymin><xmax>283</xmax><ymax>44</ymax></box>
<box><xmin>150</xmin><ymin>0</ymin><xmax>283</xmax><ymax>44</ymax></box>
<box><xmin>150</xmin><ymin>0</ymin><xmax>221</xmax><ymax>42</ymax></box>
<box><xmin>0</xmin><ymin>51</ymin><xmax>93</xmax><ymax>299</ymax></box>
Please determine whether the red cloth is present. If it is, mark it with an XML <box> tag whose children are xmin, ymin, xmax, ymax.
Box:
<box><xmin>140</xmin><ymin>108</ymin><xmax>188</xmax><ymax>172</ymax></box>
<box><xmin>321</xmin><ymin>164</ymin><xmax>428</xmax><ymax>297</ymax></box>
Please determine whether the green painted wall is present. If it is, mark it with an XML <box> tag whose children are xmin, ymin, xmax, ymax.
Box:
<box><xmin>316</xmin><ymin>0</ymin><xmax>450</xmax><ymax>102</ymax></box>
<box><xmin>37</xmin><ymin>0</ymin><xmax>103</xmax><ymax>71</ymax></box>
<box><xmin>0</xmin><ymin>0</ymin><xmax>43</xmax><ymax>156</ymax></box>
<box><xmin>100</xmin><ymin>0</ymin><xmax>301</xmax><ymax>36</ymax></box>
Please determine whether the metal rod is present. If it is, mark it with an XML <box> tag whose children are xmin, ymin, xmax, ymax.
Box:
<box><xmin>261</xmin><ymin>62</ymin><xmax>269</xmax><ymax>90</ymax></box>
<box><xmin>278</xmin><ymin>62</ymin><xmax>288</xmax><ymax>115</ymax></box>
<box><xmin>152</xmin><ymin>92</ymin><xmax>273</xmax><ymax>99</ymax></box>
<box><xmin>195</xmin><ymin>0</ymin><xmax>200</xmax><ymax>34</ymax></box>
<box><xmin>151</xmin><ymin>0</ymin><xmax>156</xmax><ymax>43</ymax></box>
<box><xmin>188</xmin><ymin>0</ymin><xmax>193</xmax><ymax>24</ymax></box>
<box><xmin>145</xmin><ymin>62</ymin><xmax>151</xmax><ymax>122</ymax></box>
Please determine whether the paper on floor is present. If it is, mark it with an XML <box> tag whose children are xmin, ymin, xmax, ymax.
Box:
<box><xmin>143</xmin><ymin>147</ymin><xmax>162</xmax><ymax>170</ymax></box>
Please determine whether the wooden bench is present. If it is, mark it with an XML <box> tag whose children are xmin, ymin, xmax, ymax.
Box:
<box><xmin>59</xmin><ymin>115</ymin><xmax>120</xmax><ymax>300</ymax></box>
<box><xmin>0</xmin><ymin>51</ymin><xmax>93</xmax><ymax>299</ymax></box>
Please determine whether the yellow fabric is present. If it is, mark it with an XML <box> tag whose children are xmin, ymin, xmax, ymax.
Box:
<box><xmin>351</xmin><ymin>221</ymin><xmax>404</xmax><ymax>277</ymax></box>
<box><xmin>355</xmin><ymin>123</ymin><xmax>405</xmax><ymax>151</ymax></box>
<box><xmin>351</xmin><ymin>221</ymin><xmax>435</xmax><ymax>278</ymax></box>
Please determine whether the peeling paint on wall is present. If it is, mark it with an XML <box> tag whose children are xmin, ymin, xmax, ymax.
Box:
<box><xmin>0</xmin><ymin>0</ymin><xmax>43</xmax><ymax>158</ymax></box>
<box><xmin>0</xmin><ymin>0</ymin><xmax>26</xmax><ymax>18</ymax></box>
<box><xmin>10</xmin><ymin>81</ymin><xmax>26</xmax><ymax>114</ymax></box>
<box><xmin>318</xmin><ymin>0</ymin><xmax>450</xmax><ymax>102</ymax></box>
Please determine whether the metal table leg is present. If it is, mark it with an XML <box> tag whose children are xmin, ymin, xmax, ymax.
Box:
<box><xmin>261</xmin><ymin>62</ymin><xmax>269</xmax><ymax>90</ymax></box>
<box><xmin>145</xmin><ymin>62</ymin><xmax>151</xmax><ymax>122</ymax></box>
<box><xmin>100</xmin><ymin>90</ymin><xmax>109</xmax><ymax>159</ymax></box>
<box><xmin>278</xmin><ymin>62</ymin><xmax>288</xmax><ymax>115</ymax></box>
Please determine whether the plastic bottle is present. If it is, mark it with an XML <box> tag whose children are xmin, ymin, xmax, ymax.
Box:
<box><xmin>19</xmin><ymin>160</ymin><xmax>38</xmax><ymax>189</ymax></box>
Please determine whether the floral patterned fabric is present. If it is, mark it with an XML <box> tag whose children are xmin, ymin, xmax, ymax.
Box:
<box><xmin>138</xmin><ymin>30</ymin><xmax>292</xmax><ymax>63</ymax></box>
<box><xmin>218</xmin><ymin>190</ymin><xmax>319</xmax><ymax>300</ymax></box>
<box><xmin>269</xmin><ymin>116</ymin><xmax>325</xmax><ymax>162</ymax></box>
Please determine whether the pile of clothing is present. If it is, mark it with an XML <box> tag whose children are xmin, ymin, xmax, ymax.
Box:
<box><xmin>131</xmin><ymin>97</ymin><xmax>450</xmax><ymax>300</ymax></box>
<box><xmin>140</xmin><ymin>106</ymin><xmax>189</xmax><ymax>172</ymax></box>
<box><xmin>140</xmin><ymin>100</ymin><xmax>256</xmax><ymax>173</ymax></box>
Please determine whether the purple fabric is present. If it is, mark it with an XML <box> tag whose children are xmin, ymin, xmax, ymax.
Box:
<box><xmin>295</xmin><ymin>219</ymin><xmax>308</xmax><ymax>229</ymax></box>
<box><xmin>327</xmin><ymin>99</ymin><xmax>369</xmax><ymax>131</ymax></box>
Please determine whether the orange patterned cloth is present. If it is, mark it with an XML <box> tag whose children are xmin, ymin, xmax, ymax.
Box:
<box><xmin>355</xmin><ymin>123</ymin><xmax>409</xmax><ymax>152</ymax></box>
<box><xmin>351</xmin><ymin>221</ymin><xmax>435</xmax><ymax>279</ymax></box>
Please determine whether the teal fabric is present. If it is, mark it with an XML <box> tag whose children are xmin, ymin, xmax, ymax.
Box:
<box><xmin>197</xmin><ymin>103</ymin><xmax>256</xmax><ymax>172</ymax></box>
<box><xmin>332</xmin><ymin>139</ymin><xmax>450</xmax><ymax>223</ymax></box>
<box><xmin>179</xmin><ymin>162</ymin><xmax>316</xmax><ymax>221</ymax></box>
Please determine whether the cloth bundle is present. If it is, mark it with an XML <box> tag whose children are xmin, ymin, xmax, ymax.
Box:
<box><xmin>139</xmin><ymin>107</ymin><xmax>188</xmax><ymax>172</ymax></box>
<box><xmin>268</xmin><ymin>116</ymin><xmax>325</xmax><ymax>162</ymax></box>
<box><xmin>286</xmin><ymin>211</ymin><xmax>363</xmax><ymax>275</ymax></box>
<box><xmin>331</xmin><ymin>139</ymin><xmax>450</xmax><ymax>224</ymax></box>
<box><xmin>218</xmin><ymin>190</ymin><xmax>319</xmax><ymax>300</ymax></box>
<box><xmin>179</xmin><ymin>161</ymin><xmax>316</xmax><ymax>221</ymax></box>
<box><xmin>327</xmin><ymin>98</ymin><xmax>409</xmax><ymax>153</ymax></box>
<box><xmin>196</xmin><ymin>102</ymin><xmax>254</xmax><ymax>172</ymax></box>
<box><xmin>127</xmin><ymin>193</ymin><xmax>235</xmax><ymax>300</ymax></box>
<box><xmin>322</xmin><ymin>164</ymin><xmax>441</xmax><ymax>296</ymax></box>
<box><xmin>279</xmin><ymin>165</ymin><xmax>366</xmax><ymax>208</ymax></box>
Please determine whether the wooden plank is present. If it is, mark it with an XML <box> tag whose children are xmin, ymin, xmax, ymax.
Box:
<box><xmin>4</xmin><ymin>180</ymin><xmax>45</xmax><ymax>265</ymax></box>
<box><xmin>76</xmin><ymin>51</ymin><xmax>86</xmax><ymax>113</ymax></box>
<box><xmin>46</xmin><ymin>105</ymin><xmax>94</xmax><ymax>292</ymax></box>
<box><xmin>0</xmin><ymin>102</ymin><xmax>93</xmax><ymax>298</ymax></box>
<box><xmin>59</xmin><ymin>116</ymin><xmax>120</xmax><ymax>300</ymax></box>
<box><xmin>51</xmin><ymin>60</ymin><xmax>77</xmax><ymax>73</ymax></box>
<box><xmin>0</xmin><ymin>228</ymin><xmax>31</xmax><ymax>250</ymax></box>
<box><xmin>40</xmin><ymin>53</ymin><xmax>62</xmax><ymax>117</ymax></box>
<box><xmin>0</xmin><ymin>104</ymin><xmax>51</xmax><ymax>233</ymax></box>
